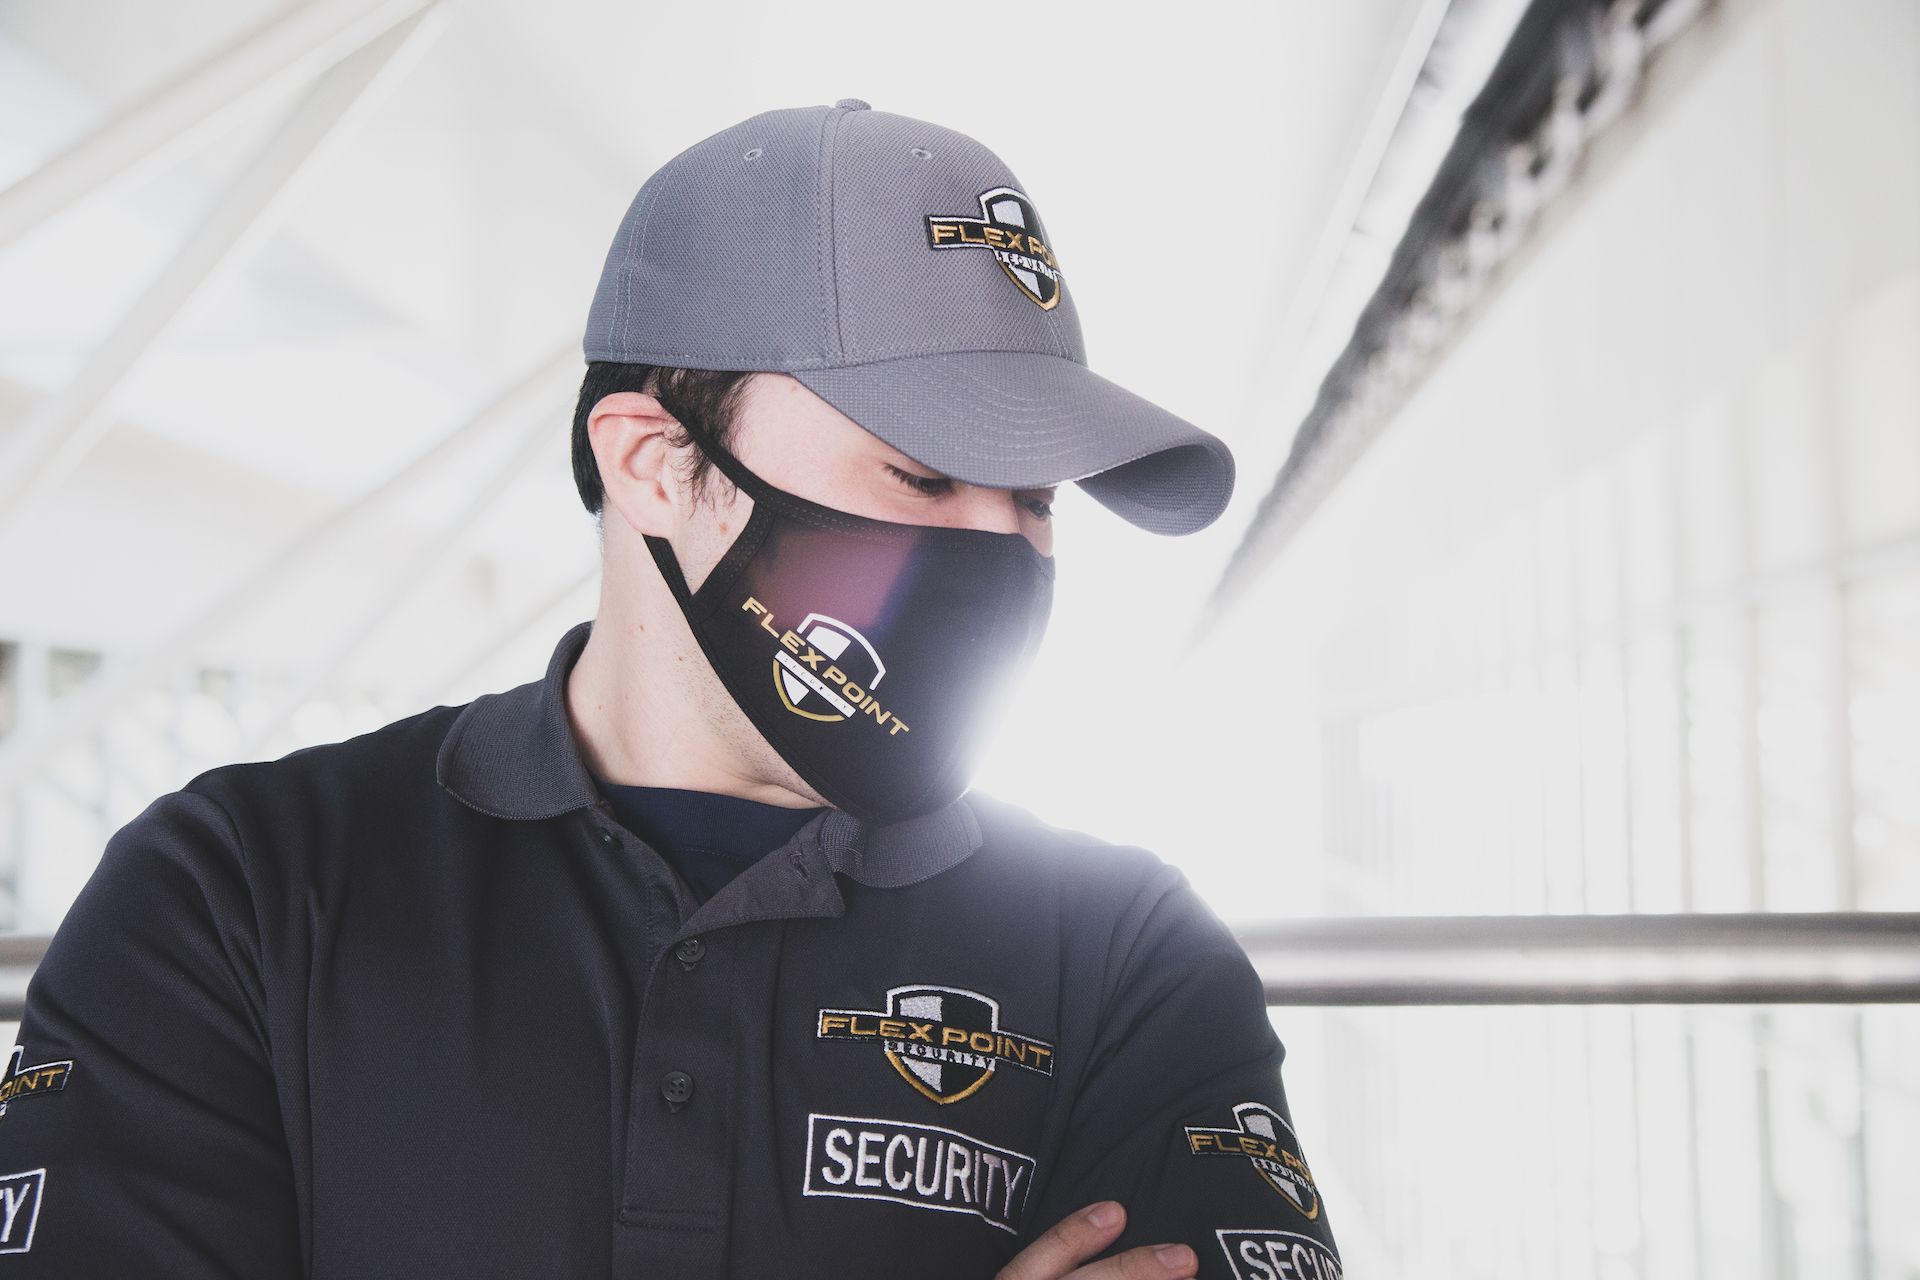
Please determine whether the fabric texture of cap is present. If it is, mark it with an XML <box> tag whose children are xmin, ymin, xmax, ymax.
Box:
<box><xmin>583</xmin><ymin>99</ymin><xmax>1234</xmax><ymax>536</ymax></box>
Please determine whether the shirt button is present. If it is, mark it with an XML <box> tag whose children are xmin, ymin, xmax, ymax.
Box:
<box><xmin>660</xmin><ymin>1070</ymin><xmax>695</xmax><ymax>1105</ymax></box>
<box><xmin>597</xmin><ymin>827</ymin><xmax>617</xmax><ymax>846</ymax></box>
<box><xmin>675</xmin><ymin>937</ymin><xmax>706</xmax><ymax>968</ymax></box>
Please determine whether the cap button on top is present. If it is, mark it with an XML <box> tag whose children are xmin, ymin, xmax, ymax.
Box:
<box><xmin>834</xmin><ymin>98</ymin><xmax>871</xmax><ymax>111</ymax></box>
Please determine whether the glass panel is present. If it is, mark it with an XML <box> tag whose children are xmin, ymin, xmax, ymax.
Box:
<box><xmin>1849</xmin><ymin>571</ymin><xmax>1920</xmax><ymax>910</ymax></box>
<box><xmin>1300</xmin><ymin>1005</ymin><xmax>1910</xmax><ymax>1280</ymax></box>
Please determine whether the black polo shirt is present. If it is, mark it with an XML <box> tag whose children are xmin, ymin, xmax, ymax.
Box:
<box><xmin>589</xmin><ymin>777</ymin><xmax>828</xmax><ymax>906</ymax></box>
<box><xmin>0</xmin><ymin>619</ymin><xmax>1342</xmax><ymax>1279</ymax></box>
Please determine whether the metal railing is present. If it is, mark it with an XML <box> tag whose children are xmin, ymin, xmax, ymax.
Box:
<box><xmin>1241</xmin><ymin>912</ymin><xmax>1920</xmax><ymax>1004</ymax></box>
<box><xmin>3</xmin><ymin>913</ymin><xmax>1916</xmax><ymax>1019</ymax></box>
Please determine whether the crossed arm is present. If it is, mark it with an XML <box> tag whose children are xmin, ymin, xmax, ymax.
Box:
<box><xmin>1002</xmin><ymin>864</ymin><xmax>1344</xmax><ymax>1280</ymax></box>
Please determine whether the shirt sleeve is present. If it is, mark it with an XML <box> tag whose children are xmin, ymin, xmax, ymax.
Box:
<box><xmin>1021</xmin><ymin>862</ymin><xmax>1344</xmax><ymax>1280</ymax></box>
<box><xmin>0</xmin><ymin>787</ymin><xmax>304</xmax><ymax>1277</ymax></box>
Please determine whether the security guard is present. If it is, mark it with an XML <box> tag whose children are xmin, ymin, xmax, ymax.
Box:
<box><xmin>0</xmin><ymin>102</ymin><xmax>1342</xmax><ymax>1279</ymax></box>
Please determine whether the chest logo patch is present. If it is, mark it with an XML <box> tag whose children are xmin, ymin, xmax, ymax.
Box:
<box><xmin>0</xmin><ymin>1047</ymin><xmax>72</xmax><ymax>1118</ymax></box>
<box><xmin>803</xmin><ymin>1113</ymin><xmax>1035</xmax><ymax>1234</ymax></box>
<box><xmin>817</xmin><ymin>984</ymin><xmax>1055</xmax><ymax>1104</ymax></box>
<box><xmin>1185</xmin><ymin>1101</ymin><xmax>1321</xmax><ymax>1221</ymax></box>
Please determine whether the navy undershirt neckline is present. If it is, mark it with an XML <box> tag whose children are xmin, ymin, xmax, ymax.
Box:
<box><xmin>588</xmin><ymin>771</ymin><xmax>829</xmax><ymax>905</ymax></box>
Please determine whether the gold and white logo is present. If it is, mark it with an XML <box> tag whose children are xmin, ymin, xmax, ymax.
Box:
<box><xmin>0</xmin><ymin>1046</ymin><xmax>71</xmax><ymax>1119</ymax></box>
<box><xmin>818</xmin><ymin>984</ymin><xmax>1055</xmax><ymax>1104</ymax></box>
<box><xmin>741</xmin><ymin>598</ymin><xmax>909</xmax><ymax>737</ymax></box>
<box><xmin>924</xmin><ymin>187</ymin><xmax>1064</xmax><ymax>310</ymax></box>
<box><xmin>1185</xmin><ymin>1101</ymin><xmax>1321</xmax><ymax>1220</ymax></box>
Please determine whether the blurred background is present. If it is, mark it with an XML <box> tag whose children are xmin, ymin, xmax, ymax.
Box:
<box><xmin>1</xmin><ymin>0</ymin><xmax>1916</xmax><ymax>1275</ymax></box>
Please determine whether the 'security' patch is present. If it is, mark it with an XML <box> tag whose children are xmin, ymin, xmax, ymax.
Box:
<box><xmin>1215</xmin><ymin>1228</ymin><xmax>1343</xmax><ymax>1280</ymax></box>
<box><xmin>924</xmin><ymin>187</ymin><xmax>1064</xmax><ymax>310</ymax></box>
<box><xmin>1185</xmin><ymin>1101</ymin><xmax>1321</xmax><ymax>1221</ymax></box>
<box><xmin>802</xmin><ymin>1113</ymin><xmax>1035</xmax><ymax>1234</ymax></box>
<box><xmin>0</xmin><ymin>1046</ymin><xmax>72</xmax><ymax>1118</ymax></box>
<box><xmin>0</xmin><ymin>1170</ymin><xmax>44</xmax><ymax>1255</ymax></box>
<box><xmin>817</xmin><ymin>984</ymin><xmax>1055</xmax><ymax>1104</ymax></box>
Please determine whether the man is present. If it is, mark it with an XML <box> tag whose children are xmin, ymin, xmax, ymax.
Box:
<box><xmin>0</xmin><ymin>101</ymin><xmax>1342</xmax><ymax>1279</ymax></box>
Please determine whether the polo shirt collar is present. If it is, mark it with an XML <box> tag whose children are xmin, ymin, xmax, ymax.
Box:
<box><xmin>435</xmin><ymin>617</ymin><xmax>985</xmax><ymax>889</ymax></box>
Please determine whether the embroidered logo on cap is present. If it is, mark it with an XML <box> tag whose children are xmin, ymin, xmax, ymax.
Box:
<box><xmin>0</xmin><ymin>1047</ymin><xmax>72</xmax><ymax>1118</ymax></box>
<box><xmin>817</xmin><ymin>984</ymin><xmax>1055</xmax><ymax>1104</ymax></box>
<box><xmin>1185</xmin><ymin>1101</ymin><xmax>1322</xmax><ymax>1220</ymax></box>
<box><xmin>925</xmin><ymin>187</ymin><xmax>1064</xmax><ymax>310</ymax></box>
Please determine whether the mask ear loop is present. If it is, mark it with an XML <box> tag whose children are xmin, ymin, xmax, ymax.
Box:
<box><xmin>641</xmin><ymin>422</ymin><xmax>774</xmax><ymax>621</ymax></box>
<box><xmin>677</xmin><ymin>414</ymin><xmax>1056</xmax><ymax>567</ymax></box>
<box><xmin>641</xmin><ymin>532</ymin><xmax>696</xmax><ymax>606</ymax></box>
<box><xmin>677</xmin><ymin>418</ymin><xmax>773</xmax><ymax>504</ymax></box>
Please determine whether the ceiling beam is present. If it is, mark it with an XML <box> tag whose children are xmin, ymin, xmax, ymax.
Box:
<box><xmin>0</xmin><ymin>0</ymin><xmax>437</xmax><ymax>254</ymax></box>
<box><xmin>0</xmin><ymin>4</ymin><xmax>447</xmax><ymax>538</ymax></box>
<box><xmin>236</xmin><ymin>410</ymin><xmax>574</xmax><ymax>755</ymax></box>
<box><xmin>0</xmin><ymin>345</ymin><xmax>580</xmax><ymax>798</ymax></box>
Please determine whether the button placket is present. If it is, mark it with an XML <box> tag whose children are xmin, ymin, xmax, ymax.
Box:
<box><xmin>619</xmin><ymin>920</ymin><xmax>733</xmax><ymax>1231</ymax></box>
<box><xmin>588</xmin><ymin>809</ymin><xmax>700</xmax><ymax>931</ymax></box>
<box><xmin>659</xmin><ymin>1069</ymin><xmax>695</xmax><ymax>1108</ymax></box>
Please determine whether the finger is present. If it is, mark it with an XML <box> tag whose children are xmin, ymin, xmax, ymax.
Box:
<box><xmin>1063</xmin><ymin>1242</ymin><xmax>1199</xmax><ymax>1280</ymax></box>
<box><xmin>995</xmin><ymin>1201</ymin><xmax>1126</xmax><ymax>1280</ymax></box>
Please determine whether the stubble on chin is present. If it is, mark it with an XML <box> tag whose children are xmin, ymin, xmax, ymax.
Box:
<box><xmin>679</xmin><ymin>645</ymin><xmax>831</xmax><ymax>808</ymax></box>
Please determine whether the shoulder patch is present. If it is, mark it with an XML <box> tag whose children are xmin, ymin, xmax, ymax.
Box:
<box><xmin>1185</xmin><ymin>1101</ymin><xmax>1321</xmax><ymax>1220</ymax></box>
<box><xmin>0</xmin><ymin>1046</ymin><xmax>72</xmax><ymax>1117</ymax></box>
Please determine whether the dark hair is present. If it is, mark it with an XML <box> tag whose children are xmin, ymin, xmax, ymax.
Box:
<box><xmin>570</xmin><ymin>361</ymin><xmax>759</xmax><ymax>524</ymax></box>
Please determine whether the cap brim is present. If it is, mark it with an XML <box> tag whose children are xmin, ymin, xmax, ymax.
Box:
<box><xmin>789</xmin><ymin>350</ymin><xmax>1235</xmax><ymax>536</ymax></box>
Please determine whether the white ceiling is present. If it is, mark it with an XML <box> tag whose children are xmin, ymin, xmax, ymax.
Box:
<box><xmin>0</xmin><ymin>0</ymin><xmax>1439</xmax><ymax>769</ymax></box>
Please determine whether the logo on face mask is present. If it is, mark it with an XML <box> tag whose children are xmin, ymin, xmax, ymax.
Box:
<box><xmin>924</xmin><ymin>186</ymin><xmax>1063</xmax><ymax>310</ymax></box>
<box><xmin>742</xmin><ymin>598</ymin><xmax>911</xmax><ymax>737</ymax></box>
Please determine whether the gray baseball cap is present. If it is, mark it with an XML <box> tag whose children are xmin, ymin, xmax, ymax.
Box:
<box><xmin>584</xmin><ymin>98</ymin><xmax>1234</xmax><ymax>536</ymax></box>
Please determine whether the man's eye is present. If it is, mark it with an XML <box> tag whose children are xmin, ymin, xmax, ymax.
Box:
<box><xmin>1020</xmin><ymin>494</ymin><xmax>1054</xmax><ymax>520</ymax></box>
<box><xmin>885</xmin><ymin>464</ymin><xmax>952</xmax><ymax>496</ymax></box>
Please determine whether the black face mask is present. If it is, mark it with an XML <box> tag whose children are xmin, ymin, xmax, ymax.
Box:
<box><xmin>642</xmin><ymin>430</ymin><xmax>1055</xmax><ymax>825</ymax></box>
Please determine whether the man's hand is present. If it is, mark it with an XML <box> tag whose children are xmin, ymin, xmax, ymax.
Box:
<box><xmin>997</xmin><ymin>1202</ymin><xmax>1198</xmax><ymax>1280</ymax></box>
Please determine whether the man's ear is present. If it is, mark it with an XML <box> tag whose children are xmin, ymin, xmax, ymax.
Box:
<box><xmin>589</xmin><ymin>390</ymin><xmax>683</xmax><ymax>537</ymax></box>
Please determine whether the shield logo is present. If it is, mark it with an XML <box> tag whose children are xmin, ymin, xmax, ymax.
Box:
<box><xmin>882</xmin><ymin>986</ymin><xmax>1001</xmax><ymax>1104</ymax></box>
<box><xmin>0</xmin><ymin>1045</ymin><xmax>71</xmax><ymax>1118</ymax></box>
<box><xmin>924</xmin><ymin>186</ymin><xmax>1065</xmax><ymax>310</ymax></box>
<box><xmin>816</xmin><ymin>982</ymin><xmax>1057</xmax><ymax>1106</ymax></box>
<box><xmin>1184</xmin><ymin>1101</ymin><xmax>1322</xmax><ymax>1221</ymax></box>
<box><xmin>772</xmin><ymin>613</ymin><xmax>885</xmax><ymax>723</ymax></box>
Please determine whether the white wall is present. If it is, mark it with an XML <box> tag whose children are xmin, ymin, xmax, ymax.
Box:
<box><xmin>1206</xmin><ymin>0</ymin><xmax>1920</xmax><ymax>1275</ymax></box>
